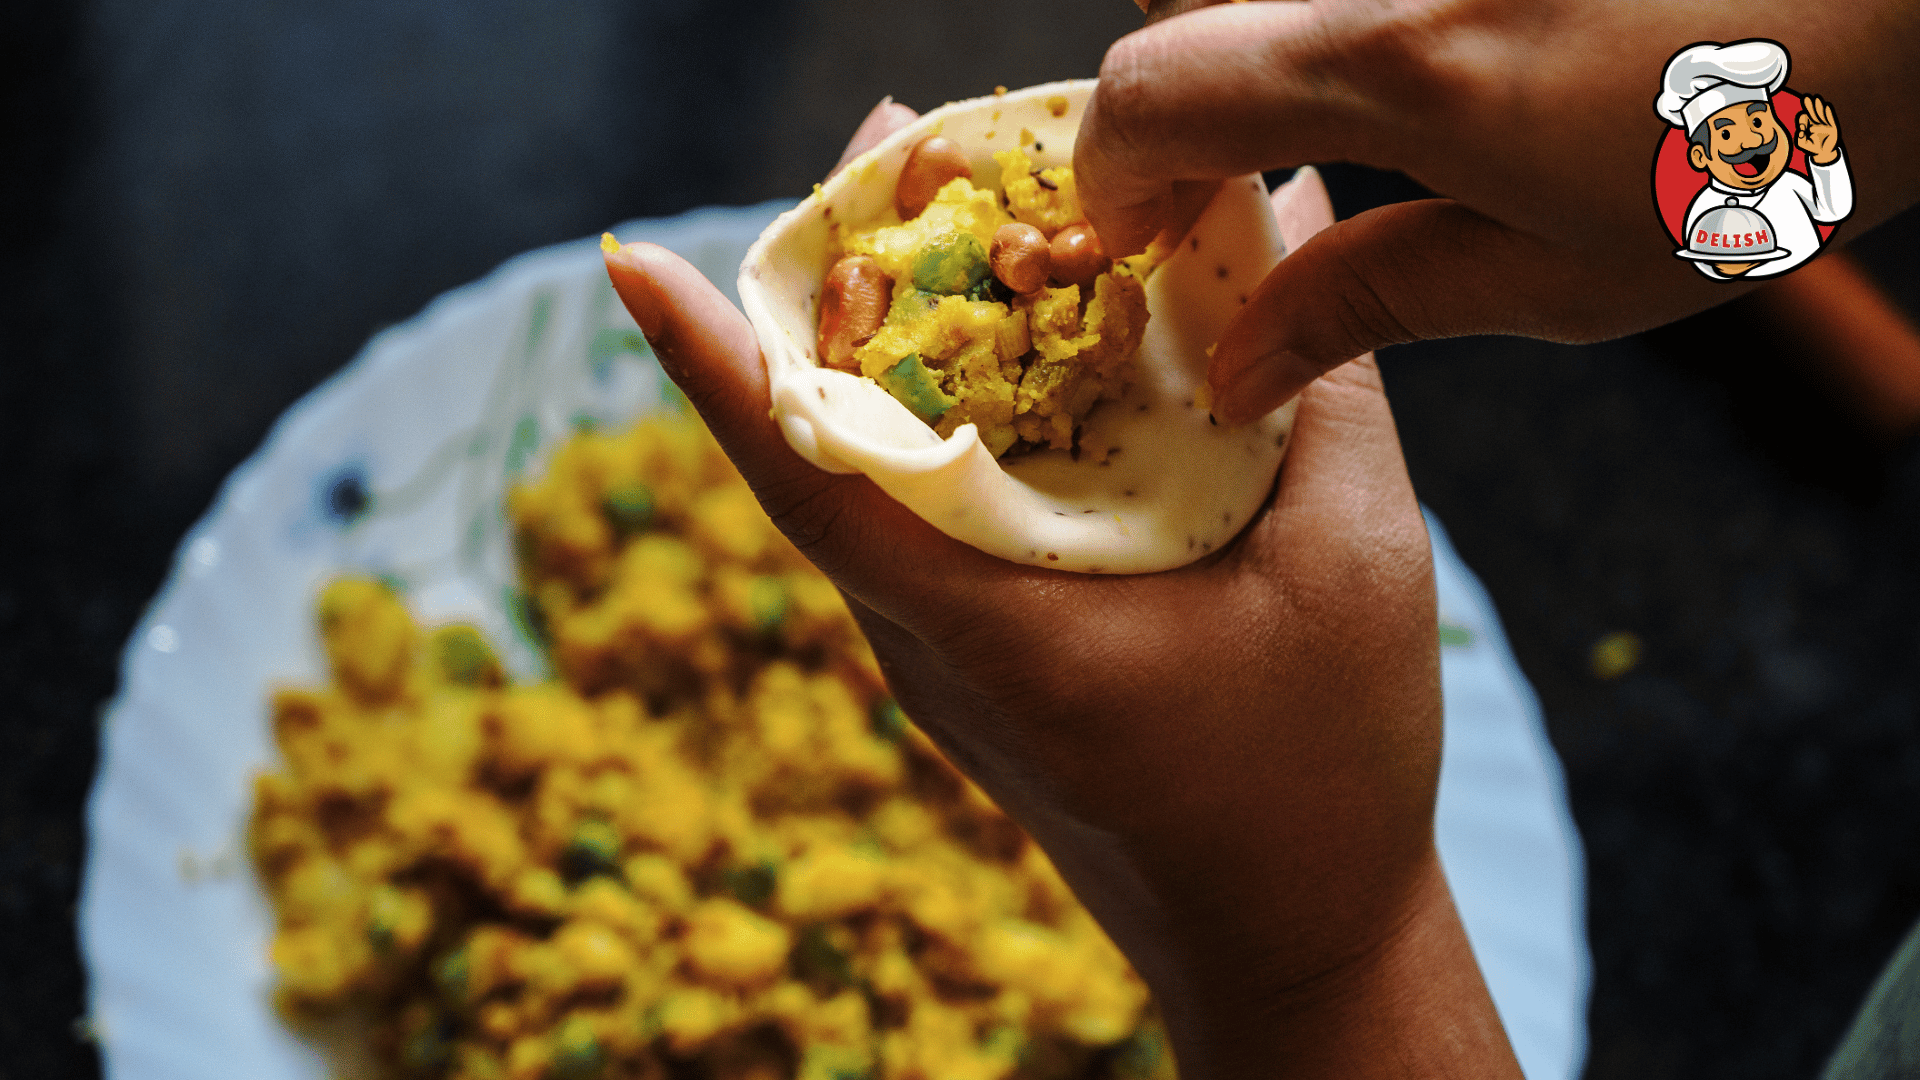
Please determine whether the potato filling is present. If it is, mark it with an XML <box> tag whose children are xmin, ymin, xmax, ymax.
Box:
<box><xmin>819</xmin><ymin>143</ymin><xmax>1150</xmax><ymax>457</ymax></box>
<box><xmin>250</xmin><ymin>412</ymin><xmax>1174</xmax><ymax>1080</ymax></box>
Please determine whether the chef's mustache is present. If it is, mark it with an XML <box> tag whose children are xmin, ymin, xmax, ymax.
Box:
<box><xmin>1719</xmin><ymin>134</ymin><xmax>1779</xmax><ymax>166</ymax></box>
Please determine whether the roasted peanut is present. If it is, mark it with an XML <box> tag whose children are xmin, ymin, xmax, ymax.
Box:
<box><xmin>817</xmin><ymin>255</ymin><xmax>891</xmax><ymax>371</ymax></box>
<box><xmin>989</xmin><ymin>223</ymin><xmax>1051</xmax><ymax>294</ymax></box>
<box><xmin>1048</xmin><ymin>225</ymin><xmax>1110</xmax><ymax>290</ymax></box>
<box><xmin>895</xmin><ymin>136</ymin><xmax>973</xmax><ymax>220</ymax></box>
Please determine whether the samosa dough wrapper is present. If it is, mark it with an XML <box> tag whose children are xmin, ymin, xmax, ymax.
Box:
<box><xmin>737</xmin><ymin>79</ymin><xmax>1295</xmax><ymax>574</ymax></box>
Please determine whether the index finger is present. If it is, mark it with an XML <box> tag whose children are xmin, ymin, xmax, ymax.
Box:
<box><xmin>1075</xmin><ymin>1</ymin><xmax>1393</xmax><ymax>255</ymax></box>
<box><xmin>830</xmin><ymin>98</ymin><xmax>919</xmax><ymax>180</ymax></box>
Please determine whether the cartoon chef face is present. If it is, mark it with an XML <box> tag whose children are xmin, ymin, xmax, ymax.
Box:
<box><xmin>1688</xmin><ymin>100</ymin><xmax>1790</xmax><ymax>190</ymax></box>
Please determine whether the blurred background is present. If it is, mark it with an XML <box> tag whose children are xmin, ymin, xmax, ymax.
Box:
<box><xmin>7</xmin><ymin>1</ymin><xmax>1920</xmax><ymax>1077</ymax></box>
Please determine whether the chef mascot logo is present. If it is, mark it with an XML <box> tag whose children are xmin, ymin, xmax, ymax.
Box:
<box><xmin>1653</xmin><ymin>39</ymin><xmax>1853</xmax><ymax>279</ymax></box>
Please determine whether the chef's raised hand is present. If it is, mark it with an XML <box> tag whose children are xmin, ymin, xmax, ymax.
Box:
<box><xmin>1797</xmin><ymin>96</ymin><xmax>1841</xmax><ymax>166</ymax></box>
<box><xmin>1076</xmin><ymin>0</ymin><xmax>1920</xmax><ymax>424</ymax></box>
<box><xmin>602</xmin><ymin>104</ymin><xmax>1519</xmax><ymax>1079</ymax></box>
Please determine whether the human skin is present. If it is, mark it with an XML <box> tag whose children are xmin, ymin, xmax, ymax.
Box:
<box><xmin>602</xmin><ymin>114</ymin><xmax>1521</xmax><ymax>1078</ymax></box>
<box><xmin>1761</xmin><ymin>251</ymin><xmax>1920</xmax><ymax>438</ymax></box>
<box><xmin>1077</xmin><ymin>0</ymin><xmax>1920</xmax><ymax>424</ymax></box>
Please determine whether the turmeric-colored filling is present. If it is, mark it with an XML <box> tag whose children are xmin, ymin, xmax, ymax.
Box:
<box><xmin>837</xmin><ymin>150</ymin><xmax>1150</xmax><ymax>457</ymax></box>
<box><xmin>251</xmin><ymin>412</ymin><xmax>1173</xmax><ymax>1080</ymax></box>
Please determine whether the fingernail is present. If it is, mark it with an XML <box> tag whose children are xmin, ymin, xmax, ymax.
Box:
<box><xmin>601</xmin><ymin>238</ymin><xmax>664</xmax><ymax>340</ymax></box>
<box><xmin>1215</xmin><ymin>352</ymin><xmax>1303</xmax><ymax>425</ymax></box>
<box><xmin>852</xmin><ymin>96</ymin><xmax>897</xmax><ymax>140</ymax></box>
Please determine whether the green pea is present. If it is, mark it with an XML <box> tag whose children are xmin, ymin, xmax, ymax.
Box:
<box><xmin>869</xmin><ymin>698</ymin><xmax>907</xmax><ymax>742</ymax></box>
<box><xmin>561</xmin><ymin>819</ymin><xmax>623</xmax><ymax>883</ymax></box>
<box><xmin>879</xmin><ymin>354</ymin><xmax>954</xmax><ymax>425</ymax></box>
<box><xmin>603</xmin><ymin>482</ymin><xmax>654</xmax><ymax>536</ymax></box>
<box><xmin>1112</xmin><ymin>1027</ymin><xmax>1166</xmax><ymax>1079</ymax></box>
<box><xmin>910</xmin><ymin>232</ymin><xmax>989</xmax><ymax>295</ymax></box>
<box><xmin>638</xmin><ymin>1002</ymin><xmax>665</xmax><ymax>1042</ymax></box>
<box><xmin>748</xmin><ymin>576</ymin><xmax>788</xmax><ymax>634</ymax></box>
<box><xmin>980</xmin><ymin>1026</ymin><xmax>1025</xmax><ymax>1061</ymax></box>
<box><xmin>550</xmin><ymin>1016</ymin><xmax>605</xmax><ymax>1080</ymax></box>
<box><xmin>724</xmin><ymin>860</ymin><xmax>778</xmax><ymax>907</ymax></box>
<box><xmin>798</xmin><ymin>1043</ymin><xmax>875</xmax><ymax>1080</ymax></box>
<box><xmin>365</xmin><ymin>884</ymin><xmax>405</xmax><ymax>952</ymax></box>
<box><xmin>433</xmin><ymin>945</ymin><xmax>470</xmax><ymax>1006</ymax></box>
<box><xmin>506</xmin><ymin>590</ymin><xmax>549</xmax><ymax>647</ymax></box>
<box><xmin>434</xmin><ymin>625</ymin><xmax>499</xmax><ymax>686</ymax></box>
<box><xmin>452</xmin><ymin>1045</ymin><xmax>506</xmax><ymax>1080</ymax></box>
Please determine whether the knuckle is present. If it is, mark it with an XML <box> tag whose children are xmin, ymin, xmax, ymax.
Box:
<box><xmin>1316</xmin><ymin>4</ymin><xmax>1491</xmax><ymax>139</ymax></box>
<box><xmin>1089</xmin><ymin>37</ymin><xmax>1159</xmax><ymax>158</ymax></box>
<box><xmin>1328</xmin><ymin>244</ymin><xmax>1419</xmax><ymax>352</ymax></box>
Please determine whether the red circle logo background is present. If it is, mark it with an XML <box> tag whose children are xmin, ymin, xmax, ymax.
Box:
<box><xmin>1652</xmin><ymin>89</ymin><xmax>1835</xmax><ymax>247</ymax></box>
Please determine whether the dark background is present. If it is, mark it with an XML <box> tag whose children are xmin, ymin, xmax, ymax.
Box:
<box><xmin>7</xmin><ymin>2</ymin><xmax>1920</xmax><ymax>1077</ymax></box>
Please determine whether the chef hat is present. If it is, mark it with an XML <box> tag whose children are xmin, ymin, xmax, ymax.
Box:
<box><xmin>1655</xmin><ymin>40</ymin><xmax>1790</xmax><ymax>135</ymax></box>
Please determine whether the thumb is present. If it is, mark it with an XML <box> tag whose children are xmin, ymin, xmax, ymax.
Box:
<box><xmin>601</xmin><ymin>240</ymin><xmax>880</xmax><ymax>580</ymax></box>
<box><xmin>1206</xmin><ymin>197</ymin><xmax>1626</xmax><ymax>425</ymax></box>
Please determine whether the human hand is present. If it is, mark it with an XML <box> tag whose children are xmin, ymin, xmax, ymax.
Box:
<box><xmin>1075</xmin><ymin>0</ymin><xmax>1920</xmax><ymax>424</ymax></box>
<box><xmin>1797</xmin><ymin>95</ymin><xmax>1841</xmax><ymax>166</ymax></box>
<box><xmin>603</xmin><ymin>101</ymin><xmax>1518</xmax><ymax>1078</ymax></box>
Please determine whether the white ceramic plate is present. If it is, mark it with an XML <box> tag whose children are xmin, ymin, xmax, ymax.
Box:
<box><xmin>80</xmin><ymin>203</ymin><xmax>1586</xmax><ymax>1080</ymax></box>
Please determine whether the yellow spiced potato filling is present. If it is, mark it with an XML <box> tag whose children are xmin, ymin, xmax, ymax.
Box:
<box><xmin>817</xmin><ymin>140</ymin><xmax>1150</xmax><ymax>457</ymax></box>
<box><xmin>250</xmin><ymin>412</ymin><xmax>1175</xmax><ymax>1080</ymax></box>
